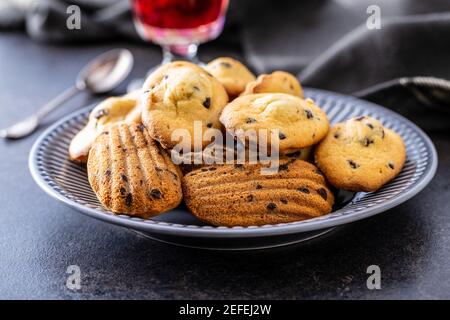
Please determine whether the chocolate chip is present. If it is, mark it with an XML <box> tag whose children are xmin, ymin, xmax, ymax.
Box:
<box><xmin>193</xmin><ymin>86</ymin><xmax>200</xmax><ymax>91</ymax></box>
<box><xmin>355</xmin><ymin>116</ymin><xmax>365</xmax><ymax>121</ymax></box>
<box><xmin>234</xmin><ymin>164</ymin><xmax>244</xmax><ymax>170</ymax></box>
<box><xmin>201</xmin><ymin>168</ymin><xmax>209</xmax><ymax>172</ymax></box>
<box><xmin>206</xmin><ymin>123</ymin><xmax>213</xmax><ymax>128</ymax></box>
<box><xmin>203</xmin><ymin>97</ymin><xmax>211</xmax><ymax>109</ymax></box>
<box><xmin>150</xmin><ymin>188</ymin><xmax>162</xmax><ymax>199</ymax></box>
<box><xmin>125</xmin><ymin>193</ymin><xmax>133</xmax><ymax>207</ymax></box>
<box><xmin>305</xmin><ymin>110</ymin><xmax>314</xmax><ymax>119</ymax></box>
<box><xmin>137</xmin><ymin>124</ymin><xmax>145</xmax><ymax>132</ymax></box>
<box><xmin>246</xmin><ymin>117</ymin><xmax>256</xmax><ymax>124</ymax></box>
<box><xmin>334</xmin><ymin>133</ymin><xmax>340</xmax><ymax>139</ymax></box>
<box><xmin>388</xmin><ymin>162</ymin><xmax>395</xmax><ymax>169</ymax></box>
<box><xmin>317</xmin><ymin>188</ymin><xmax>328</xmax><ymax>201</ymax></box>
<box><xmin>155</xmin><ymin>167</ymin><xmax>163</xmax><ymax>172</ymax></box>
<box><xmin>220</xmin><ymin>61</ymin><xmax>232</xmax><ymax>68</ymax></box>
<box><xmin>366</xmin><ymin>123</ymin><xmax>374</xmax><ymax>129</ymax></box>
<box><xmin>279</xmin><ymin>132</ymin><xmax>286</xmax><ymax>140</ymax></box>
<box><xmin>122</xmin><ymin>148</ymin><xmax>127</xmax><ymax>152</ymax></box>
<box><xmin>362</xmin><ymin>138</ymin><xmax>374</xmax><ymax>147</ymax></box>
<box><xmin>101</xmin><ymin>131</ymin><xmax>109</xmax><ymax>135</ymax></box>
<box><xmin>280</xmin><ymin>199</ymin><xmax>288</xmax><ymax>204</ymax></box>
<box><xmin>267</xmin><ymin>203</ymin><xmax>277</xmax><ymax>211</ymax></box>
<box><xmin>314</xmin><ymin>169</ymin><xmax>323</xmax><ymax>176</ymax></box>
<box><xmin>286</xmin><ymin>150</ymin><xmax>301</xmax><ymax>158</ymax></box>
<box><xmin>120</xmin><ymin>174</ymin><xmax>128</xmax><ymax>182</ymax></box>
<box><xmin>348</xmin><ymin>160</ymin><xmax>360</xmax><ymax>169</ymax></box>
<box><xmin>247</xmin><ymin>194</ymin><xmax>254</xmax><ymax>202</ymax></box>
<box><xmin>256</xmin><ymin>184</ymin><xmax>263</xmax><ymax>189</ymax></box>
<box><xmin>298</xmin><ymin>187</ymin><xmax>310</xmax><ymax>194</ymax></box>
<box><xmin>105</xmin><ymin>170</ymin><xmax>111</xmax><ymax>176</ymax></box>
<box><xmin>140</xmin><ymin>180</ymin><xmax>144</xmax><ymax>186</ymax></box>
<box><xmin>279</xmin><ymin>163</ymin><xmax>289</xmax><ymax>171</ymax></box>
<box><xmin>163</xmin><ymin>75</ymin><xmax>169</xmax><ymax>80</ymax></box>
<box><xmin>119</xmin><ymin>187</ymin><xmax>126</xmax><ymax>195</ymax></box>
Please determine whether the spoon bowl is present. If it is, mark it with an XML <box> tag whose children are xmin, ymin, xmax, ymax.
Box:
<box><xmin>77</xmin><ymin>49</ymin><xmax>134</xmax><ymax>93</ymax></box>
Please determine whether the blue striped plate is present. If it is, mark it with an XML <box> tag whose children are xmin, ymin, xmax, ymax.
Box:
<box><xmin>29</xmin><ymin>89</ymin><xmax>437</xmax><ymax>250</ymax></box>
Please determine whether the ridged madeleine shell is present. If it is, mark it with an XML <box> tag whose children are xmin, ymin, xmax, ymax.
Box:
<box><xmin>182</xmin><ymin>159</ymin><xmax>334</xmax><ymax>226</ymax></box>
<box><xmin>87</xmin><ymin>123</ymin><xmax>182</xmax><ymax>218</ymax></box>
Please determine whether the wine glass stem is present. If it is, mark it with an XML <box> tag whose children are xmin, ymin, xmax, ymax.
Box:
<box><xmin>162</xmin><ymin>44</ymin><xmax>200</xmax><ymax>64</ymax></box>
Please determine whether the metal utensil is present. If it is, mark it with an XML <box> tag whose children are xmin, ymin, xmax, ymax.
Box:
<box><xmin>0</xmin><ymin>48</ymin><xmax>134</xmax><ymax>139</ymax></box>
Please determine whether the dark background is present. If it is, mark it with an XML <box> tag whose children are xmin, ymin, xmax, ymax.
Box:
<box><xmin>1</xmin><ymin>0</ymin><xmax>450</xmax><ymax>299</ymax></box>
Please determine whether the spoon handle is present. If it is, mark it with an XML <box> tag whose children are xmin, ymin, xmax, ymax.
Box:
<box><xmin>35</xmin><ymin>86</ymin><xmax>81</xmax><ymax>120</ymax></box>
<box><xmin>0</xmin><ymin>86</ymin><xmax>82</xmax><ymax>139</ymax></box>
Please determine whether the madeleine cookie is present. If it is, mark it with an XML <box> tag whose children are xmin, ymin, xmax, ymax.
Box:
<box><xmin>69</xmin><ymin>95</ymin><xmax>141</xmax><ymax>163</ymax></box>
<box><xmin>315</xmin><ymin>116</ymin><xmax>406</xmax><ymax>192</ymax></box>
<box><xmin>182</xmin><ymin>159</ymin><xmax>334</xmax><ymax>227</ymax></box>
<box><xmin>87</xmin><ymin>123</ymin><xmax>182</xmax><ymax>218</ymax></box>
<box><xmin>204</xmin><ymin>57</ymin><xmax>256</xmax><ymax>98</ymax></box>
<box><xmin>241</xmin><ymin>71</ymin><xmax>304</xmax><ymax>98</ymax></box>
<box><xmin>220</xmin><ymin>93</ymin><xmax>329</xmax><ymax>153</ymax></box>
<box><xmin>142</xmin><ymin>61</ymin><xmax>228</xmax><ymax>150</ymax></box>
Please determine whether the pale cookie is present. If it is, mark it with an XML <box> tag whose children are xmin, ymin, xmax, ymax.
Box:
<box><xmin>182</xmin><ymin>159</ymin><xmax>334</xmax><ymax>227</ymax></box>
<box><xmin>315</xmin><ymin>116</ymin><xmax>406</xmax><ymax>192</ymax></box>
<box><xmin>241</xmin><ymin>71</ymin><xmax>304</xmax><ymax>98</ymax></box>
<box><xmin>220</xmin><ymin>93</ymin><xmax>329</xmax><ymax>153</ymax></box>
<box><xmin>87</xmin><ymin>123</ymin><xmax>182</xmax><ymax>218</ymax></box>
<box><xmin>142</xmin><ymin>61</ymin><xmax>228</xmax><ymax>150</ymax></box>
<box><xmin>204</xmin><ymin>57</ymin><xmax>256</xmax><ymax>98</ymax></box>
<box><xmin>69</xmin><ymin>94</ymin><xmax>142</xmax><ymax>163</ymax></box>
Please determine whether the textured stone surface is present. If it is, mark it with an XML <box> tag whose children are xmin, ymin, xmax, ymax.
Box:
<box><xmin>0</xmin><ymin>33</ymin><xmax>449</xmax><ymax>299</ymax></box>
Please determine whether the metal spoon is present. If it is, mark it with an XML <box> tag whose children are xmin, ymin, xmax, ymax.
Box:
<box><xmin>0</xmin><ymin>48</ymin><xmax>134</xmax><ymax>139</ymax></box>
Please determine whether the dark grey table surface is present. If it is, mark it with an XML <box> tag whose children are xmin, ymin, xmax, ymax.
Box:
<box><xmin>1</xmin><ymin>32</ymin><xmax>449</xmax><ymax>300</ymax></box>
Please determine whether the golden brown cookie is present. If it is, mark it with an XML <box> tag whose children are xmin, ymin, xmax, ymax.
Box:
<box><xmin>220</xmin><ymin>93</ymin><xmax>329</xmax><ymax>153</ymax></box>
<box><xmin>204</xmin><ymin>57</ymin><xmax>256</xmax><ymax>98</ymax></box>
<box><xmin>87</xmin><ymin>123</ymin><xmax>182</xmax><ymax>218</ymax></box>
<box><xmin>241</xmin><ymin>71</ymin><xmax>304</xmax><ymax>98</ymax></box>
<box><xmin>315</xmin><ymin>116</ymin><xmax>406</xmax><ymax>192</ymax></box>
<box><xmin>182</xmin><ymin>159</ymin><xmax>334</xmax><ymax>227</ymax></box>
<box><xmin>69</xmin><ymin>94</ymin><xmax>142</xmax><ymax>163</ymax></box>
<box><xmin>142</xmin><ymin>61</ymin><xmax>228</xmax><ymax>150</ymax></box>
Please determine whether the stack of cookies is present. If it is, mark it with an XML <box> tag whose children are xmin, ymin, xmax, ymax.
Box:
<box><xmin>68</xmin><ymin>57</ymin><xmax>406</xmax><ymax>227</ymax></box>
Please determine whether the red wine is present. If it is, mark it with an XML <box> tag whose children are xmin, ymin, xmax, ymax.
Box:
<box><xmin>132</xmin><ymin>0</ymin><xmax>226</xmax><ymax>29</ymax></box>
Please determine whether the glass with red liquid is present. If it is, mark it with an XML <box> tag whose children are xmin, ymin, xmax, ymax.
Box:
<box><xmin>131</xmin><ymin>0</ymin><xmax>229</xmax><ymax>64</ymax></box>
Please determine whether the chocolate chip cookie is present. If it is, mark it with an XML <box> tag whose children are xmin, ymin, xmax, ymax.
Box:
<box><xmin>142</xmin><ymin>61</ymin><xmax>228</xmax><ymax>150</ymax></box>
<box><xmin>220</xmin><ymin>93</ymin><xmax>329</xmax><ymax>154</ymax></box>
<box><xmin>315</xmin><ymin>116</ymin><xmax>406</xmax><ymax>192</ymax></box>
<box><xmin>205</xmin><ymin>57</ymin><xmax>256</xmax><ymax>98</ymax></box>
<box><xmin>241</xmin><ymin>71</ymin><xmax>304</xmax><ymax>98</ymax></box>
<box><xmin>69</xmin><ymin>94</ymin><xmax>141</xmax><ymax>163</ymax></box>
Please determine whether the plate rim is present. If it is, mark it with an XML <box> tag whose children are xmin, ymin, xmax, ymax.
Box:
<box><xmin>29</xmin><ymin>88</ymin><xmax>438</xmax><ymax>238</ymax></box>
